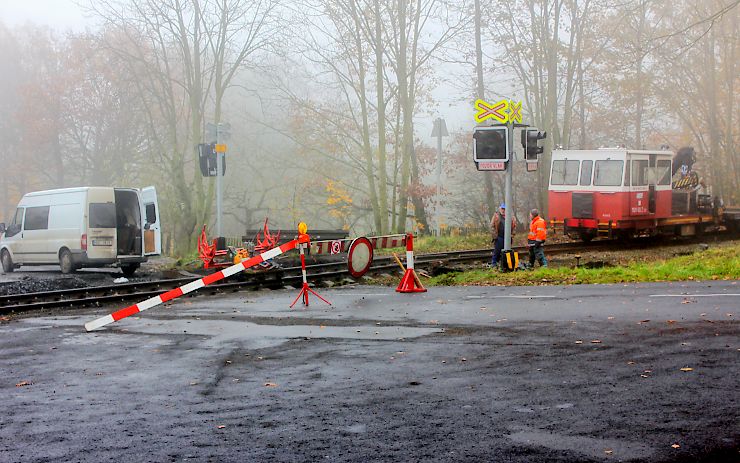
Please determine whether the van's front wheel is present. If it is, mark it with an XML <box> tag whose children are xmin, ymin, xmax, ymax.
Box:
<box><xmin>120</xmin><ymin>263</ymin><xmax>140</xmax><ymax>277</ymax></box>
<box><xmin>59</xmin><ymin>249</ymin><xmax>76</xmax><ymax>274</ymax></box>
<box><xmin>1</xmin><ymin>250</ymin><xmax>14</xmax><ymax>273</ymax></box>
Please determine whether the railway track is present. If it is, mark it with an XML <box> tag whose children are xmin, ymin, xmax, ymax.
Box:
<box><xmin>0</xmin><ymin>235</ymin><xmax>733</xmax><ymax>314</ymax></box>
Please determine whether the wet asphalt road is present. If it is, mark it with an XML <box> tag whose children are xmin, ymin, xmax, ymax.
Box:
<box><xmin>1</xmin><ymin>281</ymin><xmax>738</xmax><ymax>462</ymax></box>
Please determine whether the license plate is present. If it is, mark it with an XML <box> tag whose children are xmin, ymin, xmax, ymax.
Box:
<box><xmin>92</xmin><ymin>239</ymin><xmax>113</xmax><ymax>246</ymax></box>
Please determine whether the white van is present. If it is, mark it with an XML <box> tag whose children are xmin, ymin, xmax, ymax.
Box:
<box><xmin>0</xmin><ymin>187</ymin><xmax>161</xmax><ymax>276</ymax></box>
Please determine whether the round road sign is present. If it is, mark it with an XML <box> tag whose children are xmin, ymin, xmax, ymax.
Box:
<box><xmin>347</xmin><ymin>237</ymin><xmax>373</xmax><ymax>278</ymax></box>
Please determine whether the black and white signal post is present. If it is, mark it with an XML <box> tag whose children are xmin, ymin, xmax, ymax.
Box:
<box><xmin>473</xmin><ymin>99</ymin><xmax>546</xmax><ymax>263</ymax></box>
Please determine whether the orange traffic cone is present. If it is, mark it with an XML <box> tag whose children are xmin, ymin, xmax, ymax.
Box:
<box><xmin>396</xmin><ymin>233</ymin><xmax>426</xmax><ymax>293</ymax></box>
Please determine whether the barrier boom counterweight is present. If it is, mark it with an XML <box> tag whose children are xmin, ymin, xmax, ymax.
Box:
<box><xmin>85</xmin><ymin>238</ymin><xmax>301</xmax><ymax>331</ymax></box>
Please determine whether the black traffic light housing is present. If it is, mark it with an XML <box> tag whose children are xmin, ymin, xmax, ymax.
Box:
<box><xmin>521</xmin><ymin>129</ymin><xmax>547</xmax><ymax>161</ymax></box>
<box><xmin>197</xmin><ymin>143</ymin><xmax>226</xmax><ymax>177</ymax></box>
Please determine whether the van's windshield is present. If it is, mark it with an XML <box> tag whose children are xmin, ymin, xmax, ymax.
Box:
<box><xmin>89</xmin><ymin>203</ymin><xmax>116</xmax><ymax>228</ymax></box>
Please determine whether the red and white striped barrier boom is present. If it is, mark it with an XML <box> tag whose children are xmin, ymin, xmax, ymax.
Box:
<box><xmin>311</xmin><ymin>234</ymin><xmax>407</xmax><ymax>255</ymax></box>
<box><xmin>85</xmin><ymin>238</ymin><xmax>301</xmax><ymax>331</ymax></box>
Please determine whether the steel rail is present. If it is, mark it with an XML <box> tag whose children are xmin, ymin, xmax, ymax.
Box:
<box><xmin>2</xmin><ymin>233</ymin><xmax>736</xmax><ymax>314</ymax></box>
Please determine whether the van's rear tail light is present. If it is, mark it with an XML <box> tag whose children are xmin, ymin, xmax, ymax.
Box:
<box><xmin>81</xmin><ymin>234</ymin><xmax>88</xmax><ymax>251</ymax></box>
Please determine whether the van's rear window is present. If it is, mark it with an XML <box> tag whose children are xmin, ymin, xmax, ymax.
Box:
<box><xmin>89</xmin><ymin>203</ymin><xmax>116</xmax><ymax>228</ymax></box>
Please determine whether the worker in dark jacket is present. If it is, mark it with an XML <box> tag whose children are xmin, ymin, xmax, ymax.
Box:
<box><xmin>527</xmin><ymin>208</ymin><xmax>547</xmax><ymax>268</ymax></box>
<box><xmin>490</xmin><ymin>203</ymin><xmax>516</xmax><ymax>268</ymax></box>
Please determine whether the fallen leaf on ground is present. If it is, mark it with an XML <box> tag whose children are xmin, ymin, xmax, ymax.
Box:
<box><xmin>575</xmin><ymin>340</ymin><xmax>583</xmax><ymax>344</ymax></box>
<box><xmin>604</xmin><ymin>448</ymin><xmax>613</xmax><ymax>455</ymax></box>
<box><xmin>679</xmin><ymin>367</ymin><xmax>693</xmax><ymax>372</ymax></box>
<box><xmin>640</xmin><ymin>374</ymin><xmax>649</xmax><ymax>378</ymax></box>
<box><xmin>591</xmin><ymin>340</ymin><xmax>602</xmax><ymax>344</ymax></box>
<box><xmin>671</xmin><ymin>444</ymin><xmax>680</xmax><ymax>449</ymax></box>
<box><xmin>217</xmin><ymin>425</ymin><xmax>226</xmax><ymax>429</ymax></box>
<box><xmin>15</xmin><ymin>381</ymin><xmax>32</xmax><ymax>387</ymax></box>
<box><xmin>666</xmin><ymin>320</ymin><xmax>676</xmax><ymax>324</ymax></box>
<box><xmin>264</xmin><ymin>382</ymin><xmax>278</xmax><ymax>387</ymax></box>
<box><xmin>627</xmin><ymin>361</ymin><xmax>636</xmax><ymax>365</ymax></box>
<box><xmin>639</xmin><ymin>319</ymin><xmax>651</xmax><ymax>323</ymax></box>
<box><xmin>607</xmin><ymin>316</ymin><xmax>614</xmax><ymax>320</ymax></box>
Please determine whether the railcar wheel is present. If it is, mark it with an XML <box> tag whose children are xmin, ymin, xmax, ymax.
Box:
<box><xmin>59</xmin><ymin>249</ymin><xmax>76</xmax><ymax>274</ymax></box>
<box><xmin>1</xmin><ymin>250</ymin><xmax>14</xmax><ymax>273</ymax></box>
<box><xmin>579</xmin><ymin>231</ymin><xmax>596</xmax><ymax>243</ymax></box>
<box><xmin>121</xmin><ymin>263</ymin><xmax>140</xmax><ymax>277</ymax></box>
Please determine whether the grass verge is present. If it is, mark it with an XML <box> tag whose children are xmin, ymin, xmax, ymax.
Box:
<box><xmin>425</xmin><ymin>243</ymin><xmax>740</xmax><ymax>286</ymax></box>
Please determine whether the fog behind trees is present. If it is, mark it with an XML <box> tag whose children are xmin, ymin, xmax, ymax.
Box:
<box><xmin>0</xmin><ymin>0</ymin><xmax>738</xmax><ymax>254</ymax></box>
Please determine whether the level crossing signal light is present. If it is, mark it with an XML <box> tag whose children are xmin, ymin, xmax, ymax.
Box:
<box><xmin>473</xmin><ymin>126</ymin><xmax>509</xmax><ymax>171</ymax></box>
<box><xmin>521</xmin><ymin>128</ymin><xmax>547</xmax><ymax>161</ymax></box>
<box><xmin>197</xmin><ymin>143</ymin><xmax>226</xmax><ymax>177</ymax></box>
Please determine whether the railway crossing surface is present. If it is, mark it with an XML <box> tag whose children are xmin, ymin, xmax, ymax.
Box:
<box><xmin>1</xmin><ymin>281</ymin><xmax>738</xmax><ymax>462</ymax></box>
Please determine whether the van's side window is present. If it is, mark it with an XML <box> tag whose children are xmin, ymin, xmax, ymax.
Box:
<box><xmin>89</xmin><ymin>203</ymin><xmax>117</xmax><ymax>228</ymax></box>
<box><xmin>145</xmin><ymin>204</ymin><xmax>156</xmax><ymax>224</ymax></box>
<box><xmin>24</xmin><ymin>206</ymin><xmax>50</xmax><ymax>230</ymax></box>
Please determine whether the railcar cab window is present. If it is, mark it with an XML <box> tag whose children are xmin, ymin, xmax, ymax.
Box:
<box><xmin>551</xmin><ymin>160</ymin><xmax>579</xmax><ymax>185</ymax></box>
<box><xmin>656</xmin><ymin>160</ymin><xmax>672</xmax><ymax>185</ymax></box>
<box><xmin>631</xmin><ymin>159</ymin><xmax>649</xmax><ymax>186</ymax></box>
<box><xmin>594</xmin><ymin>160</ymin><xmax>624</xmax><ymax>186</ymax></box>
<box><xmin>580</xmin><ymin>160</ymin><xmax>593</xmax><ymax>186</ymax></box>
<box><xmin>24</xmin><ymin>206</ymin><xmax>50</xmax><ymax>230</ymax></box>
<box><xmin>89</xmin><ymin>203</ymin><xmax>116</xmax><ymax>228</ymax></box>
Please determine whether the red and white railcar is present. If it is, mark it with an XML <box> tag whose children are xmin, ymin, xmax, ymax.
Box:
<box><xmin>547</xmin><ymin>148</ymin><xmax>723</xmax><ymax>241</ymax></box>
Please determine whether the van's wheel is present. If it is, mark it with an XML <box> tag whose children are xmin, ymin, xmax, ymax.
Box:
<box><xmin>1</xmin><ymin>250</ymin><xmax>14</xmax><ymax>273</ymax></box>
<box><xmin>120</xmin><ymin>263</ymin><xmax>140</xmax><ymax>277</ymax></box>
<box><xmin>59</xmin><ymin>249</ymin><xmax>76</xmax><ymax>274</ymax></box>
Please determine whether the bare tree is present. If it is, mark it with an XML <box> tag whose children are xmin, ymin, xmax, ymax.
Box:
<box><xmin>87</xmin><ymin>0</ymin><xmax>279</xmax><ymax>252</ymax></box>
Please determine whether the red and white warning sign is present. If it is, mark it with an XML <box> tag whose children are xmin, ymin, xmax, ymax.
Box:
<box><xmin>330</xmin><ymin>240</ymin><xmax>342</xmax><ymax>255</ymax></box>
<box><xmin>347</xmin><ymin>237</ymin><xmax>373</xmax><ymax>278</ymax></box>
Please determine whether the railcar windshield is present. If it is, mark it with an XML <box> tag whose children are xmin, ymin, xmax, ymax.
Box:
<box><xmin>594</xmin><ymin>160</ymin><xmax>624</xmax><ymax>186</ymax></box>
<box><xmin>551</xmin><ymin>160</ymin><xmax>579</xmax><ymax>185</ymax></box>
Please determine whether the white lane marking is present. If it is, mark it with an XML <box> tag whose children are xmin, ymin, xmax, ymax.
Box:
<box><xmin>649</xmin><ymin>293</ymin><xmax>740</xmax><ymax>297</ymax></box>
<box><xmin>497</xmin><ymin>295</ymin><xmax>556</xmax><ymax>299</ymax></box>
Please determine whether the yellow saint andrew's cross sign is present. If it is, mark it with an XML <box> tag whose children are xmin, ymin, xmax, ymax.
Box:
<box><xmin>474</xmin><ymin>99</ymin><xmax>523</xmax><ymax>124</ymax></box>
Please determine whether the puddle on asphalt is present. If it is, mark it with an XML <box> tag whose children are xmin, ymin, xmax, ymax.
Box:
<box><xmin>17</xmin><ymin>316</ymin><xmax>441</xmax><ymax>350</ymax></box>
<box><xmin>507</xmin><ymin>426</ymin><xmax>653</xmax><ymax>460</ymax></box>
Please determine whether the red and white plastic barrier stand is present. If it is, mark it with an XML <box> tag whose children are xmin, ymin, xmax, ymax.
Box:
<box><xmin>396</xmin><ymin>233</ymin><xmax>426</xmax><ymax>293</ymax></box>
<box><xmin>289</xmin><ymin>238</ymin><xmax>331</xmax><ymax>308</ymax></box>
<box><xmin>85</xmin><ymin>237</ymin><xmax>301</xmax><ymax>331</ymax></box>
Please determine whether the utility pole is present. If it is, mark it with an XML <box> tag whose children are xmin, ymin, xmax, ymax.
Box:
<box><xmin>431</xmin><ymin>117</ymin><xmax>448</xmax><ymax>236</ymax></box>
<box><xmin>206</xmin><ymin>122</ymin><xmax>230</xmax><ymax>237</ymax></box>
<box><xmin>216</xmin><ymin>125</ymin><xmax>223</xmax><ymax>237</ymax></box>
<box><xmin>503</xmin><ymin>120</ymin><xmax>514</xmax><ymax>251</ymax></box>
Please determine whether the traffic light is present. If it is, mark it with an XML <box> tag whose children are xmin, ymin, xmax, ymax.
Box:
<box><xmin>521</xmin><ymin>128</ymin><xmax>547</xmax><ymax>161</ymax></box>
<box><xmin>197</xmin><ymin>143</ymin><xmax>226</xmax><ymax>177</ymax></box>
<box><xmin>473</xmin><ymin>126</ymin><xmax>509</xmax><ymax>166</ymax></box>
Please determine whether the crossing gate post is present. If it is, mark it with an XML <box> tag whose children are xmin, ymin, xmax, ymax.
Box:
<box><xmin>290</xmin><ymin>224</ymin><xmax>331</xmax><ymax>308</ymax></box>
<box><xmin>396</xmin><ymin>233</ymin><xmax>426</xmax><ymax>293</ymax></box>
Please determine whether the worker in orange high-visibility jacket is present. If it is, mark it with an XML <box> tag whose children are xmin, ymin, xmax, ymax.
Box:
<box><xmin>527</xmin><ymin>209</ymin><xmax>548</xmax><ymax>268</ymax></box>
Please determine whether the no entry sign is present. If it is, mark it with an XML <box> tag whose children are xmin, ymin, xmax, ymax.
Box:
<box><xmin>347</xmin><ymin>237</ymin><xmax>373</xmax><ymax>278</ymax></box>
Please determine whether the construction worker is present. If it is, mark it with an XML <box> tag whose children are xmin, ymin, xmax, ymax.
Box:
<box><xmin>490</xmin><ymin>203</ymin><xmax>516</xmax><ymax>268</ymax></box>
<box><xmin>527</xmin><ymin>208</ymin><xmax>547</xmax><ymax>268</ymax></box>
